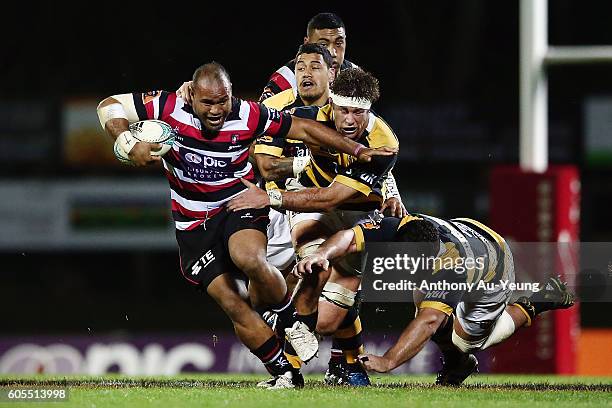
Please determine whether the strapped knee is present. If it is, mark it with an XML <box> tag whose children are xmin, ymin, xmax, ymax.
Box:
<box><xmin>451</xmin><ymin>330</ymin><xmax>485</xmax><ymax>353</ymax></box>
<box><xmin>320</xmin><ymin>282</ymin><xmax>356</xmax><ymax>309</ymax></box>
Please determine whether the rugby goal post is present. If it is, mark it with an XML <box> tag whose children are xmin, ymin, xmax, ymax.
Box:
<box><xmin>488</xmin><ymin>0</ymin><xmax>612</xmax><ymax>374</ymax></box>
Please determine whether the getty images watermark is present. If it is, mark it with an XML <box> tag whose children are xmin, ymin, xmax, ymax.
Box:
<box><xmin>369</xmin><ymin>249</ymin><xmax>538</xmax><ymax>293</ymax></box>
<box><xmin>360</xmin><ymin>242</ymin><xmax>612</xmax><ymax>303</ymax></box>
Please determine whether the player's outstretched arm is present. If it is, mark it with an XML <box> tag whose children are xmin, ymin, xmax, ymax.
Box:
<box><xmin>226</xmin><ymin>178</ymin><xmax>359</xmax><ymax>212</ymax></box>
<box><xmin>359</xmin><ymin>307</ymin><xmax>447</xmax><ymax>373</ymax></box>
<box><xmin>294</xmin><ymin>228</ymin><xmax>359</xmax><ymax>277</ymax></box>
<box><xmin>97</xmin><ymin>95</ymin><xmax>161</xmax><ymax>167</ymax></box>
<box><xmin>287</xmin><ymin>117</ymin><xmax>397</xmax><ymax>163</ymax></box>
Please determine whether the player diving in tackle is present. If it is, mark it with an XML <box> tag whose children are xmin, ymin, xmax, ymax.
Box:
<box><xmin>96</xmin><ymin>62</ymin><xmax>394</xmax><ymax>389</ymax></box>
<box><xmin>294</xmin><ymin>213</ymin><xmax>576</xmax><ymax>385</ymax></box>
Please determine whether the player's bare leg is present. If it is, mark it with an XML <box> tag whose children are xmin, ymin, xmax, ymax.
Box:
<box><xmin>207</xmin><ymin>273</ymin><xmax>301</xmax><ymax>388</ymax></box>
<box><xmin>229</xmin><ymin>227</ymin><xmax>318</xmax><ymax>365</ymax></box>
<box><xmin>433</xmin><ymin>276</ymin><xmax>575</xmax><ymax>385</ymax></box>
<box><xmin>291</xmin><ymin>219</ymin><xmax>333</xmax><ymax>316</ymax></box>
<box><xmin>290</xmin><ymin>219</ymin><xmax>370</xmax><ymax>384</ymax></box>
<box><xmin>207</xmin><ymin>273</ymin><xmax>274</xmax><ymax>348</ymax></box>
<box><xmin>284</xmin><ymin>219</ymin><xmax>332</xmax><ymax>361</ymax></box>
<box><xmin>315</xmin><ymin>271</ymin><xmax>370</xmax><ymax>386</ymax></box>
<box><xmin>452</xmin><ymin>276</ymin><xmax>576</xmax><ymax>350</ymax></box>
<box><xmin>316</xmin><ymin>273</ymin><xmax>360</xmax><ymax>335</ymax></box>
<box><xmin>229</xmin><ymin>229</ymin><xmax>287</xmax><ymax>306</ymax></box>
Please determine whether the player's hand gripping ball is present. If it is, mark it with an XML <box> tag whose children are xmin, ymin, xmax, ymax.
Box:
<box><xmin>114</xmin><ymin>119</ymin><xmax>175</xmax><ymax>164</ymax></box>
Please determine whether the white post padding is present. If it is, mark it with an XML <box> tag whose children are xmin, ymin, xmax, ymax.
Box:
<box><xmin>520</xmin><ymin>0</ymin><xmax>548</xmax><ymax>173</ymax></box>
<box><xmin>520</xmin><ymin>1</ymin><xmax>612</xmax><ymax>173</ymax></box>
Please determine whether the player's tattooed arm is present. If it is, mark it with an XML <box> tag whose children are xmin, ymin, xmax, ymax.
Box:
<box><xmin>359</xmin><ymin>308</ymin><xmax>448</xmax><ymax>373</ymax></box>
<box><xmin>255</xmin><ymin>154</ymin><xmax>296</xmax><ymax>181</ymax></box>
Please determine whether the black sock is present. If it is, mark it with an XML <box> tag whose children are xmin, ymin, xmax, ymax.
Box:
<box><xmin>252</xmin><ymin>335</ymin><xmax>292</xmax><ymax>376</ymax></box>
<box><xmin>431</xmin><ymin>314</ymin><xmax>453</xmax><ymax>347</ymax></box>
<box><xmin>431</xmin><ymin>314</ymin><xmax>465</xmax><ymax>362</ymax></box>
<box><xmin>329</xmin><ymin>346</ymin><xmax>343</xmax><ymax>362</ymax></box>
<box><xmin>338</xmin><ymin>302</ymin><xmax>359</xmax><ymax>329</ymax></box>
<box><xmin>296</xmin><ymin>311</ymin><xmax>318</xmax><ymax>332</ymax></box>
<box><xmin>269</xmin><ymin>293</ymin><xmax>297</xmax><ymax>331</ymax></box>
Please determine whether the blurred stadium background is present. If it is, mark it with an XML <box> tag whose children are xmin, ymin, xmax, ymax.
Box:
<box><xmin>1</xmin><ymin>1</ymin><xmax>611</xmax><ymax>378</ymax></box>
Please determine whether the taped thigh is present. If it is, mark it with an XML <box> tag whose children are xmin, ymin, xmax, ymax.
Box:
<box><xmin>320</xmin><ymin>281</ymin><xmax>357</xmax><ymax>309</ymax></box>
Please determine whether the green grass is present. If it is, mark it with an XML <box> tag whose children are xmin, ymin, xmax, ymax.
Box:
<box><xmin>1</xmin><ymin>374</ymin><xmax>611</xmax><ymax>408</ymax></box>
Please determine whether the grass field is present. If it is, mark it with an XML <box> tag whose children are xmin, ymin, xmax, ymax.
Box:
<box><xmin>1</xmin><ymin>374</ymin><xmax>611</xmax><ymax>408</ymax></box>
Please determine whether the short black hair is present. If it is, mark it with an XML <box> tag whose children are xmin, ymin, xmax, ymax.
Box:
<box><xmin>192</xmin><ymin>61</ymin><xmax>231</xmax><ymax>85</ymax></box>
<box><xmin>397</xmin><ymin>219</ymin><xmax>440</xmax><ymax>257</ymax></box>
<box><xmin>295</xmin><ymin>43</ymin><xmax>334</xmax><ymax>69</ymax></box>
<box><xmin>307</xmin><ymin>13</ymin><xmax>345</xmax><ymax>36</ymax></box>
<box><xmin>331</xmin><ymin>68</ymin><xmax>380</xmax><ymax>103</ymax></box>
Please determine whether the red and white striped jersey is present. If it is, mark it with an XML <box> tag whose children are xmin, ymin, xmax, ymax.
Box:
<box><xmin>132</xmin><ymin>91</ymin><xmax>292</xmax><ymax>230</ymax></box>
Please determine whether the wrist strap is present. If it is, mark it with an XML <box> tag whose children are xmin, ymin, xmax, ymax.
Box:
<box><xmin>292</xmin><ymin>156</ymin><xmax>310</xmax><ymax>177</ymax></box>
<box><xmin>116</xmin><ymin>130</ymin><xmax>139</xmax><ymax>154</ymax></box>
<box><xmin>267</xmin><ymin>189</ymin><xmax>283</xmax><ymax>209</ymax></box>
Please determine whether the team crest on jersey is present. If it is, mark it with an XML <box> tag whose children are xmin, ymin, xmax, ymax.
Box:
<box><xmin>231</xmin><ymin>134</ymin><xmax>239</xmax><ymax>144</ymax></box>
<box><xmin>268</xmin><ymin>108</ymin><xmax>281</xmax><ymax>122</ymax></box>
<box><xmin>257</xmin><ymin>135</ymin><xmax>273</xmax><ymax>143</ymax></box>
<box><xmin>142</xmin><ymin>90</ymin><xmax>161</xmax><ymax>104</ymax></box>
<box><xmin>361</xmin><ymin>222</ymin><xmax>379</xmax><ymax>230</ymax></box>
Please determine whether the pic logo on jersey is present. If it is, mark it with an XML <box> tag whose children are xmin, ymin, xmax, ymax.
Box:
<box><xmin>185</xmin><ymin>153</ymin><xmax>203</xmax><ymax>164</ymax></box>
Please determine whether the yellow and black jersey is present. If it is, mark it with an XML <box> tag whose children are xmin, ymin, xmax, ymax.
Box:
<box><xmin>254</xmin><ymin>88</ymin><xmax>309</xmax><ymax>190</ymax></box>
<box><xmin>353</xmin><ymin>214</ymin><xmax>511</xmax><ymax>314</ymax></box>
<box><xmin>291</xmin><ymin>104</ymin><xmax>399</xmax><ymax>211</ymax></box>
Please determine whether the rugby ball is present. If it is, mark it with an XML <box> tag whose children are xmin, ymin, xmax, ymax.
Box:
<box><xmin>114</xmin><ymin>119</ymin><xmax>176</xmax><ymax>163</ymax></box>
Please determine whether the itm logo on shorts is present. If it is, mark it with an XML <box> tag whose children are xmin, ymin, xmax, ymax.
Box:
<box><xmin>191</xmin><ymin>250</ymin><xmax>216</xmax><ymax>276</ymax></box>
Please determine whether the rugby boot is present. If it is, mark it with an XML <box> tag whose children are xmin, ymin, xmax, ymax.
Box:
<box><xmin>265</xmin><ymin>368</ymin><xmax>305</xmax><ymax>390</ymax></box>
<box><xmin>323</xmin><ymin>357</ymin><xmax>346</xmax><ymax>385</ymax></box>
<box><xmin>435</xmin><ymin>353</ymin><xmax>478</xmax><ymax>386</ymax></box>
<box><xmin>285</xmin><ymin>321</ymin><xmax>319</xmax><ymax>363</ymax></box>
<box><xmin>514</xmin><ymin>275</ymin><xmax>575</xmax><ymax>323</ymax></box>
<box><xmin>344</xmin><ymin>362</ymin><xmax>371</xmax><ymax>386</ymax></box>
